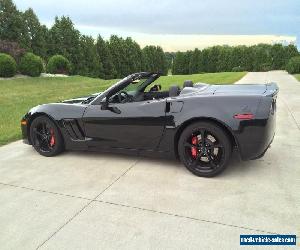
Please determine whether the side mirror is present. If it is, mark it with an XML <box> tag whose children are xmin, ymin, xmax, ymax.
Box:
<box><xmin>100</xmin><ymin>100</ymin><xmax>109</xmax><ymax>110</ymax></box>
<box><xmin>100</xmin><ymin>100</ymin><xmax>121</xmax><ymax>114</ymax></box>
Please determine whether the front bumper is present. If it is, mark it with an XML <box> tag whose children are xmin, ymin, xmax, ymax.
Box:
<box><xmin>21</xmin><ymin>117</ymin><xmax>30</xmax><ymax>145</ymax></box>
<box><xmin>23</xmin><ymin>138</ymin><xmax>30</xmax><ymax>145</ymax></box>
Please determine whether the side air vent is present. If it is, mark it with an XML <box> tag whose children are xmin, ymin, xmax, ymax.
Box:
<box><xmin>62</xmin><ymin>119</ymin><xmax>84</xmax><ymax>140</ymax></box>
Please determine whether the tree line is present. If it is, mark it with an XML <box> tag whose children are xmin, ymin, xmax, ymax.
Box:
<box><xmin>1</xmin><ymin>0</ymin><xmax>299</xmax><ymax>78</ymax></box>
<box><xmin>172</xmin><ymin>44</ymin><xmax>299</xmax><ymax>75</ymax></box>
<box><xmin>0</xmin><ymin>0</ymin><xmax>168</xmax><ymax>78</ymax></box>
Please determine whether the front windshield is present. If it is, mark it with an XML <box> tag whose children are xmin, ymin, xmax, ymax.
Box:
<box><xmin>108</xmin><ymin>77</ymin><xmax>150</xmax><ymax>103</ymax></box>
<box><xmin>95</xmin><ymin>73</ymin><xmax>160</xmax><ymax>104</ymax></box>
<box><xmin>122</xmin><ymin>78</ymin><xmax>149</xmax><ymax>93</ymax></box>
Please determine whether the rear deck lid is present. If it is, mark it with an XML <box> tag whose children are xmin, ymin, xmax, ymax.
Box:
<box><xmin>214</xmin><ymin>84</ymin><xmax>267</xmax><ymax>95</ymax></box>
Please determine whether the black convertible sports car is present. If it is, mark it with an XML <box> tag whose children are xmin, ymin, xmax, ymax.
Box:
<box><xmin>21</xmin><ymin>72</ymin><xmax>278</xmax><ymax>177</ymax></box>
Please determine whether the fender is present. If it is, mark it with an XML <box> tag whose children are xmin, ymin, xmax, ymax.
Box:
<box><xmin>24</xmin><ymin>103</ymin><xmax>88</xmax><ymax>150</ymax></box>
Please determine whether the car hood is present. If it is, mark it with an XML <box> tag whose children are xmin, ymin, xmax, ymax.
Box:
<box><xmin>62</xmin><ymin>92</ymin><xmax>102</xmax><ymax>104</ymax></box>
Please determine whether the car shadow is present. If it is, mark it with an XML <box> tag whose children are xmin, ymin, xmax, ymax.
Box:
<box><xmin>59</xmin><ymin>148</ymin><xmax>259</xmax><ymax>178</ymax></box>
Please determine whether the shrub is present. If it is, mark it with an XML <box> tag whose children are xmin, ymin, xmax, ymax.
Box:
<box><xmin>0</xmin><ymin>53</ymin><xmax>17</xmax><ymax>77</ymax></box>
<box><xmin>47</xmin><ymin>55</ymin><xmax>71</xmax><ymax>74</ymax></box>
<box><xmin>232</xmin><ymin>66</ymin><xmax>245</xmax><ymax>72</ymax></box>
<box><xmin>19</xmin><ymin>53</ymin><xmax>44</xmax><ymax>77</ymax></box>
<box><xmin>286</xmin><ymin>56</ymin><xmax>300</xmax><ymax>74</ymax></box>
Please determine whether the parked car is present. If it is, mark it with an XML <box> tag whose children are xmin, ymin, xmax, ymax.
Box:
<box><xmin>21</xmin><ymin>72</ymin><xmax>278</xmax><ymax>177</ymax></box>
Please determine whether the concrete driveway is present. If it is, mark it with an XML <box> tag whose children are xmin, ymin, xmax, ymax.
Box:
<box><xmin>0</xmin><ymin>71</ymin><xmax>299</xmax><ymax>249</ymax></box>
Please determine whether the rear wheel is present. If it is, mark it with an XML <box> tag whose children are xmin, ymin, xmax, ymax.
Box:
<box><xmin>30</xmin><ymin>116</ymin><xmax>64</xmax><ymax>157</ymax></box>
<box><xmin>178</xmin><ymin>121</ymin><xmax>232</xmax><ymax>177</ymax></box>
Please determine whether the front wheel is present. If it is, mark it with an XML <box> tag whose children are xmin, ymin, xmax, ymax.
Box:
<box><xmin>178</xmin><ymin>121</ymin><xmax>232</xmax><ymax>177</ymax></box>
<box><xmin>30</xmin><ymin>115</ymin><xmax>64</xmax><ymax>157</ymax></box>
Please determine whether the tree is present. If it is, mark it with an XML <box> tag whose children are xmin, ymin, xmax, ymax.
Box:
<box><xmin>124</xmin><ymin>37</ymin><xmax>142</xmax><ymax>73</ymax></box>
<box><xmin>2</xmin><ymin>0</ymin><xmax>299</xmax><ymax>78</ymax></box>
<box><xmin>108</xmin><ymin>35</ymin><xmax>145</xmax><ymax>77</ymax></box>
<box><xmin>77</xmin><ymin>35</ymin><xmax>102</xmax><ymax>77</ymax></box>
<box><xmin>142</xmin><ymin>46</ymin><xmax>168</xmax><ymax>75</ymax></box>
<box><xmin>96</xmin><ymin>35</ymin><xmax>116</xmax><ymax>79</ymax></box>
<box><xmin>286</xmin><ymin>56</ymin><xmax>300</xmax><ymax>74</ymax></box>
<box><xmin>227</xmin><ymin>45</ymin><xmax>251</xmax><ymax>71</ymax></box>
<box><xmin>206</xmin><ymin>46</ymin><xmax>221</xmax><ymax>72</ymax></box>
<box><xmin>172</xmin><ymin>51</ymin><xmax>189</xmax><ymax>74</ymax></box>
<box><xmin>47</xmin><ymin>16</ymin><xmax>81</xmax><ymax>74</ymax></box>
<box><xmin>172</xmin><ymin>51</ymin><xmax>184</xmax><ymax>74</ymax></box>
<box><xmin>155</xmin><ymin>46</ymin><xmax>168</xmax><ymax>75</ymax></box>
<box><xmin>271</xmin><ymin>44</ymin><xmax>286</xmax><ymax>70</ymax></box>
<box><xmin>216</xmin><ymin>46</ymin><xmax>232</xmax><ymax>72</ymax></box>
<box><xmin>109</xmin><ymin>35</ymin><xmax>127</xmax><ymax>78</ymax></box>
<box><xmin>189</xmin><ymin>48</ymin><xmax>203</xmax><ymax>74</ymax></box>
<box><xmin>165</xmin><ymin>52</ymin><xmax>175</xmax><ymax>73</ymax></box>
<box><xmin>252</xmin><ymin>44</ymin><xmax>272</xmax><ymax>71</ymax></box>
<box><xmin>23</xmin><ymin>8</ymin><xmax>47</xmax><ymax>58</ymax></box>
<box><xmin>284</xmin><ymin>44</ymin><xmax>299</xmax><ymax>67</ymax></box>
<box><xmin>0</xmin><ymin>0</ymin><xmax>29</xmax><ymax>48</ymax></box>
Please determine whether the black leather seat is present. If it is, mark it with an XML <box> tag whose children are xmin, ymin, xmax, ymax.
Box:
<box><xmin>183</xmin><ymin>80</ymin><xmax>194</xmax><ymax>88</ymax></box>
<box><xmin>169</xmin><ymin>85</ymin><xmax>180</xmax><ymax>97</ymax></box>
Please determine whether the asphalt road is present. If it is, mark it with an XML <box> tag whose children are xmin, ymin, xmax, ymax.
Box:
<box><xmin>0</xmin><ymin>71</ymin><xmax>299</xmax><ymax>249</ymax></box>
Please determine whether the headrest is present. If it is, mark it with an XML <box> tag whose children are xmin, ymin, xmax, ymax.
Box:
<box><xmin>169</xmin><ymin>85</ymin><xmax>180</xmax><ymax>97</ymax></box>
<box><xmin>183</xmin><ymin>80</ymin><xmax>194</xmax><ymax>88</ymax></box>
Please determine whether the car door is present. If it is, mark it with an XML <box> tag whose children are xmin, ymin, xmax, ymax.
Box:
<box><xmin>82</xmin><ymin>99</ymin><xmax>167</xmax><ymax>150</ymax></box>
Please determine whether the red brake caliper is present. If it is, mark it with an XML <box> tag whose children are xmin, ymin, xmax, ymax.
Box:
<box><xmin>49</xmin><ymin>128</ymin><xmax>55</xmax><ymax>147</ymax></box>
<box><xmin>191</xmin><ymin>136</ymin><xmax>198</xmax><ymax>159</ymax></box>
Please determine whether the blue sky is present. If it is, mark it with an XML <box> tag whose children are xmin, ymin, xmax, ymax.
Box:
<box><xmin>14</xmin><ymin>0</ymin><xmax>300</xmax><ymax>51</ymax></box>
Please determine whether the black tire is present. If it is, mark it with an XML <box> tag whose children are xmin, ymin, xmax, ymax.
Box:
<box><xmin>30</xmin><ymin>115</ymin><xmax>64</xmax><ymax>157</ymax></box>
<box><xmin>178</xmin><ymin>121</ymin><xmax>232</xmax><ymax>177</ymax></box>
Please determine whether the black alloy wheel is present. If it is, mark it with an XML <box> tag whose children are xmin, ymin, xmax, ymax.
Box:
<box><xmin>30</xmin><ymin>116</ymin><xmax>64</xmax><ymax>157</ymax></box>
<box><xmin>178</xmin><ymin>121</ymin><xmax>232</xmax><ymax>177</ymax></box>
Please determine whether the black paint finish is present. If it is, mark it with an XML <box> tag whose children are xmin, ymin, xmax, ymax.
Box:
<box><xmin>21</xmin><ymin>72</ymin><xmax>279</xmax><ymax>161</ymax></box>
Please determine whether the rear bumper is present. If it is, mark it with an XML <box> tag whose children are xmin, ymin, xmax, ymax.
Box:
<box><xmin>236</xmin><ymin>93</ymin><xmax>277</xmax><ymax>160</ymax></box>
<box><xmin>251</xmin><ymin>134</ymin><xmax>274</xmax><ymax>160</ymax></box>
<box><xmin>236</xmin><ymin>119</ymin><xmax>275</xmax><ymax>160</ymax></box>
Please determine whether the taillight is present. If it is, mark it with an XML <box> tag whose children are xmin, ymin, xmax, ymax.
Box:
<box><xmin>233</xmin><ymin>113</ymin><xmax>254</xmax><ymax>120</ymax></box>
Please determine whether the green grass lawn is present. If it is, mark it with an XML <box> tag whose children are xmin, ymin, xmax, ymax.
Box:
<box><xmin>294</xmin><ymin>74</ymin><xmax>300</xmax><ymax>81</ymax></box>
<box><xmin>0</xmin><ymin>72</ymin><xmax>246</xmax><ymax>146</ymax></box>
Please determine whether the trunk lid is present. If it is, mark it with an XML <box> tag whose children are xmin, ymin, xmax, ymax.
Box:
<box><xmin>214</xmin><ymin>84</ymin><xmax>268</xmax><ymax>95</ymax></box>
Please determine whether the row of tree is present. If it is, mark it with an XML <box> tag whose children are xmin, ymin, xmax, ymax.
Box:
<box><xmin>1</xmin><ymin>0</ymin><xmax>299</xmax><ymax>78</ymax></box>
<box><xmin>172</xmin><ymin>44</ymin><xmax>299</xmax><ymax>74</ymax></box>
<box><xmin>0</xmin><ymin>0</ymin><xmax>168</xmax><ymax>78</ymax></box>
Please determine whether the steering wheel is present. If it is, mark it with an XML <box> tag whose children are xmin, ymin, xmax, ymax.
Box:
<box><xmin>118</xmin><ymin>91</ymin><xmax>132</xmax><ymax>103</ymax></box>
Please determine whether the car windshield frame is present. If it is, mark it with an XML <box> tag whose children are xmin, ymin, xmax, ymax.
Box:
<box><xmin>91</xmin><ymin>72</ymin><xmax>160</xmax><ymax>105</ymax></box>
